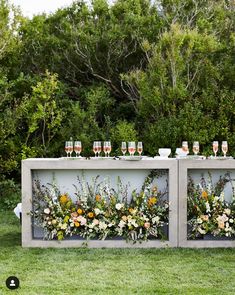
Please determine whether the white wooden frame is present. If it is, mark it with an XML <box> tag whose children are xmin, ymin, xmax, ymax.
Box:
<box><xmin>22</xmin><ymin>158</ymin><xmax>178</xmax><ymax>248</ymax></box>
<box><xmin>178</xmin><ymin>159</ymin><xmax>235</xmax><ymax>248</ymax></box>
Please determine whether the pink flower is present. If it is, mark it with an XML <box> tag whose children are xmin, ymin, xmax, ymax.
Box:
<box><xmin>78</xmin><ymin>215</ymin><xmax>87</xmax><ymax>225</ymax></box>
<box><xmin>144</xmin><ymin>222</ymin><xmax>150</xmax><ymax>229</ymax></box>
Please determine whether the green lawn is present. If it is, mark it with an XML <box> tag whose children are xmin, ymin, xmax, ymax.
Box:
<box><xmin>0</xmin><ymin>212</ymin><xmax>235</xmax><ymax>295</ymax></box>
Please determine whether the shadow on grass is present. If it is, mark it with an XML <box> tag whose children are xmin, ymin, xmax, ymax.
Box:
<box><xmin>0</xmin><ymin>232</ymin><xmax>21</xmax><ymax>247</ymax></box>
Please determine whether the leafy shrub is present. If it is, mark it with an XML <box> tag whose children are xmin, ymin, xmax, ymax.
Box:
<box><xmin>0</xmin><ymin>179</ymin><xmax>21</xmax><ymax>211</ymax></box>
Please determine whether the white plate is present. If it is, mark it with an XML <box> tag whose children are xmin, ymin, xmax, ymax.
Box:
<box><xmin>90</xmin><ymin>157</ymin><xmax>114</xmax><ymax>160</ymax></box>
<box><xmin>119</xmin><ymin>156</ymin><xmax>142</xmax><ymax>161</ymax></box>
<box><xmin>207</xmin><ymin>156</ymin><xmax>234</xmax><ymax>160</ymax></box>
<box><xmin>154</xmin><ymin>156</ymin><xmax>174</xmax><ymax>160</ymax></box>
<box><xmin>60</xmin><ymin>157</ymin><xmax>85</xmax><ymax>160</ymax></box>
<box><xmin>176</xmin><ymin>155</ymin><xmax>206</xmax><ymax>160</ymax></box>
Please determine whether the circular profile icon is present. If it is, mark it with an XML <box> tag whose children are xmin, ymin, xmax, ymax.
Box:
<box><xmin>6</xmin><ymin>276</ymin><xmax>20</xmax><ymax>290</ymax></box>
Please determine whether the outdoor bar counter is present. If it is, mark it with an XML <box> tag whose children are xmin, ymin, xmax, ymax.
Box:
<box><xmin>21</xmin><ymin>158</ymin><xmax>235</xmax><ymax>248</ymax></box>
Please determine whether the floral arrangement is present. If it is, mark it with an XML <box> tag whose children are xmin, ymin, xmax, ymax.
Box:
<box><xmin>32</xmin><ymin>170</ymin><xmax>169</xmax><ymax>243</ymax></box>
<box><xmin>187</xmin><ymin>172</ymin><xmax>235</xmax><ymax>239</ymax></box>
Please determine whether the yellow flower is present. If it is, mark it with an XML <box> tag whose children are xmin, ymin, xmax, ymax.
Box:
<box><xmin>201</xmin><ymin>191</ymin><xmax>208</xmax><ymax>200</ymax></box>
<box><xmin>74</xmin><ymin>222</ymin><xmax>80</xmax><ymax>227</ymax></box>
<box><xmin>60</xmin><ymin>194</ymin><xmax>69</xmax><ymax>204</ymax></box>
<box><xmin>95</xmin><ymin>194</ymin><xmax>101</xmax><ymax>202</ymax></box>
<box><xmin>148</xmin><ymin>197</ymin><xmax>157</xmax><ymax>206</ymax></box>
<box><xmin>87</xmin><ymin>212</ymin><xmax>94</xmax><ymax>218</ymax></box>
<box><xmin>77</xmin><ymin>208</ymin><xmax>83</xmax><ymax>215</ymax></box>
<box><xmin>64</xmin><ymin>215</ymin><xmax>70</xmax><ymax>223</ymax></box>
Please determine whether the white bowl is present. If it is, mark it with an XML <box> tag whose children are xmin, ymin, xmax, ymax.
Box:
<box><xmin>158</xmin><ymin>148</ymin><xmax>171</xmax><ymax>158</ymax></box>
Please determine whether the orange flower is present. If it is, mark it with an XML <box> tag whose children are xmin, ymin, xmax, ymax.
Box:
<box><xmin>60</xmin><ymin>194</ymin><xmax>69</xmax><ymax>204</ymax></box>
<box><xmin>95</xmin><ymin>194</ymin><xmax>101</xmax><ymax>202</ymax></box>
<box><xmin>201</xmin><ymin>191</ymin><xmax>208</xmax><ymax>200</ymax></box>
<box><xmin>148</xmin><ymin>197</ymin><xmax>157</xmax><ymax>206</ymax></box>
<box><xmin>77</xmin><ymin>208</ymin><xmax>83</xmax><ymax>215</ymax></box>
<box><xmin>87</xmin><ymin>212</ymin><xmax>94</xmax><ymax>218</ymax></box>
<box><xmin>74</xmin><ymin>222</ymin><xmax>80</xmax><ymax>227</ymax></box>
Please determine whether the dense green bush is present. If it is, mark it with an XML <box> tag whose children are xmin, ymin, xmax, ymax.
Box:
<box><xmin>0</xmin><ymin>179</ymin><xmax>21</xmax><ymax>211</ymax></box>
<box><xmin>0</xmin><ymin>0</ymin><xmax>234</xmax><ymax>188</ymax></box>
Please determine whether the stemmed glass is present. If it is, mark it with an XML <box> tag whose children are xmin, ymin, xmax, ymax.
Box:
<box><xmin>74</xmin><ymin>141</ymin><xmax>82</xmax><ymax>157</ymax></box>
<box><xmin>212</xmin><ymin>141</ymin><xmax>219</xmax><ymax>157</ymax></box>
<box><xmin>93</xmin><ymin>141</ymin><xmax>98</xmax><ymax>157</ymax></box>
<box><xmin>65</xmin><ymin>141</ymin><xmax>73</xmax><ymax>157</ymax></box>
<box><xmin>97</xmin><ymin>141</ymin><xmax>102</xmax><ymax>157</ymax></box>
<box><xmin>121</xmin><ymin>142</ymin><xmax>127</xmax><ymax>156</ymax></box>
<box><xmin>103</xmin><ymin>141</ymin><xmax>108</xmax><ymax>157</ymax></box>
<box><xmin>193</xmin><ymin>141</ymin><xmax>199</xmax><ymax>156</ymax></box>
<box><xmin>106</xmin><ymin>141</ymin><xmax>111</xmax><ymax>157</ymax></box>
<box><xmin>182</xmin><ymin>141</ymin><xmax>189</xmax><ymax>154</ymax></box>
<box><xmin>103</xmin><ymin>141</ymin><xmax>110</xmax><ymax>157</ymax></box>
<box><xmin>222</xmin><ymin>141</ymin><xmax>228</xmax><ymax>158</ymax></box>
<box><xmin>137</xmin><ymin>142</ymin><xmax>143</xmax><ymax>156</ymax></box>
<box><xmin>128</xmin><ymin>142</ymin><xmax>136</xmax><ymax>156</ymax></box>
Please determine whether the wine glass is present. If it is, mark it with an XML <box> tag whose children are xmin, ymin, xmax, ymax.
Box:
<box><xmin>103</xmin><ymin>141</ymin><xmax>107</xmax><ymax>157</ymax></box>
<box><xmin>65</xmin><ymin>141</ymin><xmax>73</xmax><ymax>157</ymax></box>
<box><xmin>65</xmin><ymin>141</ymin><xmax>70</xmax><ymax>157</ymax></box>
<box><xmin>74</xmin><ymin>141</ymin><xmax>82</xmax><ymax>157</ymax></box>
<box><xmin>222</xmin><ymin>141</ymin><xmax>228</xmax><ymax>158</ymax></box>
<box><xmin>128</xmin><ymin>142</ymin><xmax>136</xmax><ymax>156</ymax></box>
<box><xmin>93</xmin><ymin>141</ymin><xmax>98</xmax><ymax>157</ymax></box>
<box><xmin>137</xmin><ymin>142</ymin><xmax>143</xmax><ymax>156</ymax></box>
<box><xmin>97</xmin><ymin>141</ymin><xmax>102</xmax><ymax>157</ymax></box>
<box><xmin>121</xmin><ymin>142</ymin><xmax>127</xmax><ymax>156</ymax></box>
<box><xmin>193</xmin><ymin>141</ymin><xmax>199</xmax><ymax>156</ymax></box>
<box><xmin>182</xmin><ymin>141</ymin><xmax>189</xmax><ymax>154</ymax></box>
<box><xmin>212</xmin><ymin>141</ymin><xmax>219</xmax><ymax>157</ymax></box>
<box><xmin>106</xmin><ymin>141</ymin><xmax>111</xmax><ymax>157</ymax></box>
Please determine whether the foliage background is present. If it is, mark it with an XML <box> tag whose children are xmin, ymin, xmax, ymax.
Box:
<box><xmin>0</xmin><ymin>0</ymin><xmax>234</xmax><ymax>206</ymax></box>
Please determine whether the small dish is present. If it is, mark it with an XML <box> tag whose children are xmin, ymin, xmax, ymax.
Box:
<box><xmin>158</xmin><ymin>148</ymin><xmax>171</xmax><ymax>158</ymax></box>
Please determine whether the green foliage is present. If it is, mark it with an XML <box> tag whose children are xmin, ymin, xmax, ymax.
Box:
<box><xmin>0</xmin><ymin>0</ymin><xmax>234</xmax><ymax>180</ymax></box>
<box><xmin>0</xmin><ymin>178</ymin><xmax>21</xmax><ymax>210</ymax></box>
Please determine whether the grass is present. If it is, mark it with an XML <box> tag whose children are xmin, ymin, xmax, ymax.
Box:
<box><xmin>0</xmin><ymin>212</ymin><xmax>235</xmax><ymax>295</ymax></box>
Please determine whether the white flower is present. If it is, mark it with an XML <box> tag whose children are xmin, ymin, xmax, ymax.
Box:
<box><xmin>205</xmin><ymin>202</ymin><xmax>210</xmax><ymax>213</ymax></box>
<box><xmin>220</xmin><ymin>191</ymin><xmax>225</xmax><ymax>201</ymax></box>
<box><xmin>152</xmin><ymin>216</ymin><xmax>160</xmax><ymax>224</ymax></box>
<box><xmin>196</xmin><ymin>217</ymin><xmax>203</xmax><ymax>224</ymax></box>
<box><xmin>94</xmin><ymin>208</ymin><xmax>101</xmax><ymax>215</ymax></box>
<box><xmin>99</xmin><ymin>221</ymin><xmax>108</xmax><ymax>230</ymax></box>
<box><xmin>229</xmin><ymin>219</ymin><xmax>234</xmax><ymax>223</ymax></box>
<box><xmin>224</xmin><ymin>208</ymin><xmax>231</xmax><ymax>216</ymax></box>
<box><xmin>207</xmin><ymin>183</ymin><xmax>212</xmax><ymax>194</ymax></box>
<box><xmin>115</xmin><ymin>203</ymin><xmax>124</xmax><ymax>210</ymax></box>
<box><xmin>118</xmin><ymin>220</ymin><xmax>126</xmax><ymax>228</ymax></box>
<box><xmin>61</xmin><ymin>223</ymin><xmax>67</xmax><ymax>230</ymax></box>
<box><xmin>128</xmin><ymin>219</ymin><xmax>138</xmax><ymax>228</ymax></box>
<box><xmin>44</xmin><ymin>208</ymin><xmax>50</xmax><ymax>214</ymax></box>
<box><xmin>198</xmin><ymin>227</ymin><xmax>206</xmax><ymax>235</ymax></box>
